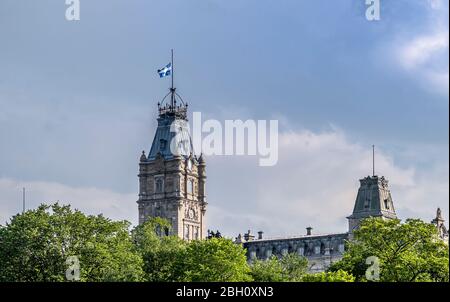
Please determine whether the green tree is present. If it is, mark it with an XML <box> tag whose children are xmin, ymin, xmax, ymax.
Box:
<box><xmin>330</xmin><ymin>218</ymin><xmax>449</xmax><ymax>282</ymax></box>
<box><xmin>132</xmin><ymin>217</ymin><xmax>185</xmax><ymax>281</ymax></box>
<box><xmin>301</xmin><ymin>270</ymin><xmax>355</xmax><ymax>282</ymax></box>
<box><xmin>250</xmin><ymin>256</ymin><xmax>285</xmax><ymax>282</ymax></box>
<box><xmin>174</xmin><ymin>237</ymin><xmax>252</xmax><ymax>282</ymax></box>
<box><xmin>280</xmin><ymin>253</ymin><xmax>308</xmax><ymax>281</ymax></box>
<box><xmin>0</xmin><ymin>203</ymin><xmax>144</xmax><ymax>282</ymax></box>
<box><xmin>250</xmin><ymin>253</ymin><xmax>308</xmax><ymax>282</ymax></box>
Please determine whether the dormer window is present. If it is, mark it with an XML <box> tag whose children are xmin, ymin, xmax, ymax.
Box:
<box><xmin>159</xmin><ymin>139</ymin><xmax>167</xmax><ymax>151</ymax></box>
<box><xmin>384</xmin><ymin>199</ymin><xmax>390</xmax><ymax>210</ymax></box>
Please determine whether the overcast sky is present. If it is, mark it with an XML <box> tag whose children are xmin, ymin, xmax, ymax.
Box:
<box><xmin>0</xmin><ymin>0</ymin><xmax>448</xmax><ymax>238</ymax></box>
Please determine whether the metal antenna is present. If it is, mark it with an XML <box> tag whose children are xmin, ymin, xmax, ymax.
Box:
<box><xmin>171</xmin><ymin>49</ymin><xmax>174</xmax><ymax>91</ymax></box>
<box><xmin>372</xmin><ymin>145</ymin><xmax>375</xmax><ymax>177</ymax></box>
<box><xmin>22</xmin><ymin>187</ymin><xmax>26</xmax><ymax>213</ymax></box>
<box><xmin>170</xmin><ymin>49</ymin><xmax>175</xmax><ymax>110</ymax></box>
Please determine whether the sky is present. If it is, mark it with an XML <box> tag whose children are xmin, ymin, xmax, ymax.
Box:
<box><xmin>0</xmin><ymin>0</ymin><xmax>448</xmax><ymax>238</ymax></box>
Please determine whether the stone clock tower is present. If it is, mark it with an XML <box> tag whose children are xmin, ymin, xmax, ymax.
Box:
<box><xmin>137</xmin><ymin>87</ymin><xmax>207</xmax><ymax>240</ymax></box>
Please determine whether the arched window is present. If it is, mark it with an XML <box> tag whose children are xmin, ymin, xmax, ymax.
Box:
<box><xmin>155</xmin><ymin>177</ymin><xmax>164</xmax><ymax>193</ymax></box>
<box><xmin>187</xmin><ymin>179</ymin><xmax>194</xmax><ymax>195</ymax></box>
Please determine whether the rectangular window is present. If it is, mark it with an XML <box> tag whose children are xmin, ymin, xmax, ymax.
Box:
<box><xmin>314</xmin><ymin>246</ymin><xmax>320</xmax><ymax>255</ymax></box>
<box><xmin>384</xmin><ymin>199</ymin><xmax>390</xmax><ymax>210</ymax></box>
<box><xmin>194</xmin><ymin>226</ymin><xmax>199</xmax><ymax>240</ymax></box>
<box><xmin>187</xmin><ymin>179</ymin><xmax>193</xmax><ymax>195</ymax></box>
<box><xmin>184</xmin><ymin>224</ymin><xmax>190</xmax><ymax>240</ymax></box>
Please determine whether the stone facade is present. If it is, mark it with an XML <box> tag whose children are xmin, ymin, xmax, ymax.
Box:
<box><xmin>238</xmin><ymin>174</ymin><xmax>400</xmax><ymax>272</ymax></box>
<box><xmin>239</xmin><ymin>230</ymin><xmax>348</xmax><ymax>273</ymax></box>
<box><xmin>137</xmin><ymin>90</ymin><xmax>448</xmax><ymax>272</ymax></box>
<box><xmin>137</xmin><ymin>96</ymin><xmax>207</xmax><ymax>240</ymax></box>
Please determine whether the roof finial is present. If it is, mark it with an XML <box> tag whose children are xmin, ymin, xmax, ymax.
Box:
<box><xmin>140</xmin><ymin>150</ymin><xmax>147</xmax><ymax>162</ymax></box>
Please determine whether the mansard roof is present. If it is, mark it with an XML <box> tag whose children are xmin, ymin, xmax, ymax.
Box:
<box><xmin>348</xmin><ymin>175</ymin><xmax>397</xmax><ymax>220</ymax></box>
<box><xmin>147</xmin><ymin>113</ymin><xmax>194</xmax><ymax>160</ymax></box>
<box><xmin>243</xmin><ymin>232</ymin><xmax>349</xmax><ymax>244</ymax></box>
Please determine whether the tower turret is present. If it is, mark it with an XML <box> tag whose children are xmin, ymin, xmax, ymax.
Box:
<box><xmin>137</xmin><ymin>53</ymin><xmax>206</xmax><ymax>240</ymax></box>
<box><xmin>347</xmin><ymin>175</ymin><xmax>397</xmax><ymax>233</ymax></box>
<box><xmin>432</xmin><ymin>208</ymin><xmax>448</xmax><ymax>243</ymax></box>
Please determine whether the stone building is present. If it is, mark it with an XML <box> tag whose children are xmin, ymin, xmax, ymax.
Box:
<box><xmin>347</xmin><ymin>175</ymin><xmax>397</xmax><ymax>236</ymax></box>
<box><xmin>136</xmin><ymin>87</ymin><xmax>207</xmax><ymax>240</ymax></box>
<box><xmin>137</xmin><ymin>83</ymin><xmax>448</xmax><ymax>272</ymax></box>
<box><xmin>238</xmin><ymin>173</ymin><xmax>448</xmax><ymax>272</ymax></box>
<box><xmin>432</xmin><ymin>208</ymin><xmax>449</xmax><ymax>244</ymax></box>
<box><xmin>237</xmin><ymin>229</ymin><xmax>349</xmax><ymax>272</ymax></box>
<box><xmin>238</xmin><ymin>174</ymin><xmax>400</xmax><ymax>272</ymax></box>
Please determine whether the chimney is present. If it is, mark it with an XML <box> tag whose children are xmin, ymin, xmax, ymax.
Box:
<box><xmin>306</xmin><ymin>227</ymin><xmax>313</xmax><ymax>236</ymax></box>
<box><xmin>257</xmin><ymin>231</ymin><xmax>264</xmax><ymax>240</ymax></box>
<box><xmin>243</xmin><ymin>230</ymin><xmax>255</xmax><ymax>242</ymax></box>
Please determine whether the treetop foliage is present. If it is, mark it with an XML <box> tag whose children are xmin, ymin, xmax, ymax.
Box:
<box><xmin>1</xmin><ymin>204</ymin><xmax>447</xmax><ymax>282</ymax></box>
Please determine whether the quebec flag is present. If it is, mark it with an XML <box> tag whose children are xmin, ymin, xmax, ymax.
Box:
<box><xmin>158</xmin><ymin>63</ymin><xmax>172</xmax><ymax>78</ymax></box>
